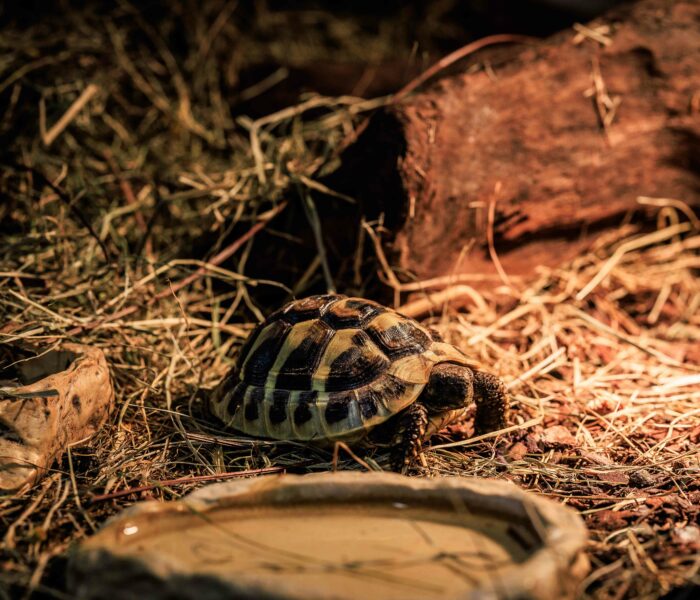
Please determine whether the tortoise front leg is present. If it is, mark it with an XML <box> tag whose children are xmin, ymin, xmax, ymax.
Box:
<box><xmin>390</xmin><ymin>402</ymin><xmax>429</xmax><ymax>473</ymax></box>
<box><xmin>473</xmin><ymin>370</ymin><xmax>509</xmax><ymax>435</ymax></box>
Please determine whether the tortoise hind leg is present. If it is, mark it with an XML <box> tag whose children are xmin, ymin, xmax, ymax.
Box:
<box><xmin>473</xmin><ymin>371</ymin><xmax>509</xmax><ymax>435</ymax></box>
<box><xmin>390</xmin><ymin>402</ymin><xmax>429</xmax><ymax>473</ymax></box>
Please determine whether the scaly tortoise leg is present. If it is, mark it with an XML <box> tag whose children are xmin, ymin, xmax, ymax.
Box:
<box><xmin>473</xmin><ymin>370</ymin><xmax>509</xmax><ymax>435</ymax></box>
<box><xmin>390</xmin><ymin>402</ymin><xmax>429</xmax><ymax>473</ymax></box>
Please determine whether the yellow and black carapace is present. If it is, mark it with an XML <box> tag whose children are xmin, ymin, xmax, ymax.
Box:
<box><xmin>211</xmin><ymin>295</ymin><xmax>509</xmax><ymax>471</ymax></box>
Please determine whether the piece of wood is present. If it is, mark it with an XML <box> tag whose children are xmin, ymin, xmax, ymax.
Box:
<box><xmin>335</xmin><ymin>0</ymin><xmax>700</xmax><ymax>283</ymax></box>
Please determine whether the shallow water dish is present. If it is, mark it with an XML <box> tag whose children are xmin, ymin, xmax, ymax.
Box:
<box><xmin>0</xmin><ymin>343</ymin><xmax>114</xmax><ymax>492</ymax></box>
<box><xmin>69</xmin><ymin>472</ymin><xmax>589</xmax><ymax>599</ymax></box>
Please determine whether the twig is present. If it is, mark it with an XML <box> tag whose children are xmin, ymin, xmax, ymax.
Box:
<box><xmin>637</xmin><ymin>196</ymin><xmax>700</xmax><ymax>230</ymax></box>
<box><xmin>572</xmin><ymin>23</ymin><xmax>613</xmax><ymax>47</ymax></box>
<box><xmin>398</xmin><ymin>286</ymin><xmax>487</xmax><ymax>318</ymax></box>
<box><xmin>89</xmin><ymin>466</ymin><xmax>284</xmax><ymax>502</ymax></box>
<box><xmin>2</xmin><ymin>162</ymin><xmax>112</xmax><ymax>263</ymax></box>
<box><xmin>430</xmin><ymin>411</ymin><xmax>545</xmax><ymax>451</ymax></box>
<box><xmin>587</xmin><ymin>55</ymin><xmax>621</xmax><ymax>144</ymax></box>
<box><xmin>335</xmin><ymin>34</ymin><xmax>533</xmax><ymax>155</ymax></box>
<box><xmin>66</xmin><ymin>447</ymin><xmax>97</xmax><ymax>532</ymax></box>
<box><xmin>162</xmin><ymin>202</ymin><xmax>288</xmax><ymax>299</ymax></box>
<box><xmin>486</xmin><ymin>186</ymin><xmax>513</xmax><ymax>288</ymax></box>
<box><xmin>363</xmin><ymin>220</ymin><xmax>402</xmax><ymax>307</ymax></box>
<box><xmin>300</xmin><ymin>190</ymin><xmax>335</xmax><ymax>293</ymax></box>
<box><xmin>333</xmin><ymin>441</ymin><xmax>374</xmax><ymax>472</ymax></box>
<box><xmin>41</xmin><ymin>83</ymin><xmax>100</xmax><ymax>146</ymax></box>
<box><xmin>392</xmin><ymin>33</ymin><xmax>534</xmax><ymax>103</ymax></box>
<box><xmin>103</xmin><ymin>150</ymin><xmax>153</xmax><ymax>259</ymax></box>
<box><xmin>66</xmin><ymin>201</ymin><xmax>287</xmax><ymax>335</ymax></box>
<box><xmin>563</xmin><ymin>305</ymin><xmax>692</xmax><ymax>368</ymax></box>
<box><xmin>576</xmin><ymin>222</ymin><xmax>692</xmax><ymax>300</ymax></box>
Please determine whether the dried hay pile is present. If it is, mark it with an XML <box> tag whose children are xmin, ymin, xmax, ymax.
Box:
<box><xmin>1</xmin><ymin>3</ymin><xmax>698</xmax><ymax>599</ymax></box>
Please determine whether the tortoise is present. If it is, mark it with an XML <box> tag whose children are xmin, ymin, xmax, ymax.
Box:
<box><xmin>210</xmin><ymin>294</ymin><xmax>509</xmax><ymax>471</ymax></box>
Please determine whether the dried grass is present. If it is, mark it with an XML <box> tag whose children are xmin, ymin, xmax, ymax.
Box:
<box><xmin>1</xmin><ymin>4</ymin><xmax>699</xmax><ymax>600</ymax></box>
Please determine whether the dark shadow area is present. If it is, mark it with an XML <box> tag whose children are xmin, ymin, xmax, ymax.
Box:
<box><xmin>0</xmin><ymin>347</ymin><xmax>76</xmax><ymax>387</ymax></box>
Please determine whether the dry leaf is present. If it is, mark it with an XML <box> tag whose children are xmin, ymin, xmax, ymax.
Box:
<box><xmin>542</xmin><ymin>425</ymin><xmax>577</xmax><ymax>448</ymax></box>
<box><xmin>594</xmin><ymin>470</ymin><xmax>630</xmax><ymax>485</ymax></box>
<box><xmin>508</xmin><ymin>442</ymin><xmax>528</xmax><ymax>461</ymax></box>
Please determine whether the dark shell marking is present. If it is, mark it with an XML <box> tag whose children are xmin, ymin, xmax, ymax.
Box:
<box><xmin>325</xmin><ymin>331</ymin><xmax>389</xmax><ymax>391</ymax></box>
<box><xmin>294</xmin><ymin>390</ymin><xmax>317</xmax><ymax>425</ymax></box>
<box><xmin>274</xmin><ymin>320</ymin><xmax>335</xmax><ymax>390</ymax></box>
<box><xmin>268</xmin><ymin>294</ymin><xmax>341</xmax><ymax>324</ymax></box>
<box><xmin>244</xmin><ymin>399</ymin><xmax>259</xmax><ymax>421</ymax></box>
<box><xmin>225</xmin><ymin>381</ymin><xmax>247</xmax><ymax>416</ymax></box>
<box><xmin>322</xmin><ymin>298</ymin><xmax>386</xmax><ymax>329</ymax></box>
<box><xmin>269</xmin><ymin>390</ymin><xmax>290</xmax><ymax>424</ymax></box>
<box><xmin>240</xmin><ymin>320</ymin><xmax>291</xmax><ymax>386</ymax></box>
<box><xmin>213</xmin><ymin>294</ymin><xmax>465</xmax><ymax>441</ymax></box>
<box><xmin>324</xmin><ymin>391</ymin><xmax>354</xmax><ymax>424</ymax></box>
<box><xmin>366</xmin><ymin>316</ymin><xmax>431</xmax><ymax>359</ymax></box>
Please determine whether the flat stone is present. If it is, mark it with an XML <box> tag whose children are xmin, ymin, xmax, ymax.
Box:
<box><xmin>0</xmin><ymin>343</ymin><xmax>114</xmax><ymax>492</ymax></box>
<box><xmin>69</xmin><ymin>472</ymin><xmax>589</xmax><ymax>600</ymax></box>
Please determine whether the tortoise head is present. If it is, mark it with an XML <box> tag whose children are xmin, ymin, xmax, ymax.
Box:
<box><xmin>419</xmin><ymin>362</ymin><xmax>475</xmax><ymax>413</ymax></box>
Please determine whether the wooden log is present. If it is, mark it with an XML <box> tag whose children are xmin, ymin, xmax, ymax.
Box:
<box><xmin>334</xmin><ymin>0</ymin><xmax>700</xmax><ymax>283</ymax></box>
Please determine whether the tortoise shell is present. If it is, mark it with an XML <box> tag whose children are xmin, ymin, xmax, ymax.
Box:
<box><xmin>210</xmin><ymin>295</ymin><xmax>477</xmax><ymax>442</ymax></box>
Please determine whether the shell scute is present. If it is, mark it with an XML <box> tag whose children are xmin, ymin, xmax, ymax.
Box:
<box><xmin>320</xmin><ymin>330</ymin><xmax>390</xmax><ymax>392</ymax></box>
<box><xmin>358</xmin><ymin>391</ymin><xmax>380</xmax><ymax>419</ymax></box>
<box><xmin>365</xmin><ymin>313</ymin><xmax>432</xmax><ymax>359</ymax></box>
<box><xmin>272</xmin><ymin>320</ymin><xmax>334</xmax><ymax>390</ymax></box>
<box><xmin>278</xmin><ymin>294</ymin><xmax>342</xmax><ymax>324</ymax></box>
<box><xmin>322</xmin><ymin>297</ymin><xmax>386</xmax><ymax>329</ymax></box>
<box><xmin>240</xmin><ymin>320</ymin><xmax>291</xmax><ymax>386</ymax></box>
